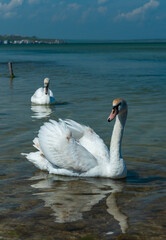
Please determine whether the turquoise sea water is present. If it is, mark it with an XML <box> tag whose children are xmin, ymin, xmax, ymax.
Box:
<box><xmin>0</xmin><ymin>43</ymin><xmax>166</xmax><ymax>239</ymax></box>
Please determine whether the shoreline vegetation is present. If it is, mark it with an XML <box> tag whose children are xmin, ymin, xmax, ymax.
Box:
<box><xmin>0</xmin><ymin>34</ymin><xmax>166</xmax><ymax>45</ymax></box>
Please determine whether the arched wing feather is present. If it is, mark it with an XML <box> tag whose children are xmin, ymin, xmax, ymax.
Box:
<box><xmin>38</xmin><ymin>120</ymin><xmax>98</xmax><ymax>172</ymax></box>
<box><xmin>64</xmin><ymin>119</ymin><xmax>109</xmax><ymax>165</ymax></box>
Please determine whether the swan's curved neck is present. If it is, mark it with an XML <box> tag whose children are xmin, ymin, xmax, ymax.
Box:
<box><xmin>110</xmin><ymin>111</ymin><xmax>127</xmax><ymax>163</ymax></box>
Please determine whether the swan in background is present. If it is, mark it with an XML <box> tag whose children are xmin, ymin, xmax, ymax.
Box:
<box><xmin>31</xmin><ymin>78</ymin><xmax>55</xmax><ymax>105</ymax></box>
<box><xmin>25</xmin><ymin>98</ymin><xmax>128</xmax><ymax>179</ymax></box>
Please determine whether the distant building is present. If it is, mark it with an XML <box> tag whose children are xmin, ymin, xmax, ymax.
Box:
<box><xmin>13</xmin><ymin>40</ymin><xmax>20</xmax><ymax>44</ymax></box>
<box><xmin>0</xmin><ymin>35</ymin><xmax>66</xmax><ymax>45</ymax></box>
<box><xmin>4</xmin><ymin>40</ymin><xmax>10</xmax><ymax>44</ymax></box>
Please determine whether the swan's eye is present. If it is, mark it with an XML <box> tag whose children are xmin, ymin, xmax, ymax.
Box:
<box><xmin>112</xmin><ymin>105</ymin><xmax>119</xmax><ymax>114</ymax></box>
<box><xmin>112</xmin><ymin>102</ymin><xmax>121</xmax><ymax>115</ymax></box>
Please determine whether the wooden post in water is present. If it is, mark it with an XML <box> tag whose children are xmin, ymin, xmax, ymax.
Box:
<box><xmin>8</xmin><ymin>62</ymin><xmax>15</xmax><ymax>78</ymax></box>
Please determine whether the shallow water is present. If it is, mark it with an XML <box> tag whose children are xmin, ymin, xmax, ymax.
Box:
<box><xmin>0</xmin><ymin>43</ymin><xmax>166</xmax><ymax>239</ymax></box>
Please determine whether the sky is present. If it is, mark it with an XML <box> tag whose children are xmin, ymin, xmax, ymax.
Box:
<box><xmin>0</xmin><ymin>0</ymin><xmax>166</xmax><ymax>40</ymax></box>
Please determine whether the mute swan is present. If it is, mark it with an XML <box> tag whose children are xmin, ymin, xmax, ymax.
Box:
<box><xmin>25</xmin><ymin>98</ymin><xmax>128</xmax><ymax>179</ymax></box>
<box><xmin>31</xmin><ymin>78</ymin><xmax>55</xmax><ymax>105</ymax></box>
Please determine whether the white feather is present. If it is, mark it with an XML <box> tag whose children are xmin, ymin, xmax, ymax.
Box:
<box><xmin>26</xmin><ymin>152</ymin><xmax>79</xmax><ymax>177</ymax></box>
<box><xmin>64</xmin><ymin>119</ymin><xmax>109</xmax><ymax>165</ymax></box>
<box><xmin>38</xmin><ymin>120</ymin><xmax>97</xmax><ymax>172</ymax></box>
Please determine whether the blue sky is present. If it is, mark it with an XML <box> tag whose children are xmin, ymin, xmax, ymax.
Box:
<box><xmin>0</xmin><ymin>0</ymin><xmax>166</xmax><ymax>40</ymax></box>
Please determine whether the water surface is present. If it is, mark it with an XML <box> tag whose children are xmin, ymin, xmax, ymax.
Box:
<box><xmin>0</xmin><ymin>43</ymin><xmax>166</xmax><ymax>239</ymax></box>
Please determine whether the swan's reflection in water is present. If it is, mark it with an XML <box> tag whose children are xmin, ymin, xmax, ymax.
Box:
<box><xmin>106</xmin><ymin>182</ymin><xmax>128</xmax><ymax>234</ymax></box>
<box><xmin>29</xmin><ymin>173</ymin><xmax>128</xmax><ymax>233</ymax></box>
<box><xmin>31</xmin><ymin>105</ymin><xmax>52</xmax><ymax>119</ymax></box>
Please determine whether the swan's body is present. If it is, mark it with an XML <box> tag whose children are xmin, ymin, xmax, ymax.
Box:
<box><xmin>31</xmin><ymin>78</ymin><xmax>55</xmax><ymax>105</ymax></box>
<box><xmin>25</xmin><ymin>99</ymin><xmax>128</xmax><ymax>179</ymax></box>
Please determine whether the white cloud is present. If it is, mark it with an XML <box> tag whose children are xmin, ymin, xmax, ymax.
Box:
<box><xmin>0</xmin><ymin>0</ymin><xmax>23</xmax><ymax>18</ymax></box>
<box><xmin>98</xmin><ymin>0</ymin><xmax>108</xmax><ymax>5</ymax></box>
<box><xmin>116</xmin><ymin>0</ymin><xmax>160</xmax><ymax>20</ymax></box>
<box><xmin>0</xmin><ymin>0</ymin><xmax>23</xmax><ymax>11</ymax></box>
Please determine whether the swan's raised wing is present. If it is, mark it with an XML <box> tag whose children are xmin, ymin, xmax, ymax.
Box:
<box><xmin>64</xmin><ymin>119</ymin><xmax>109</xmax><ymax>165</ymax></box>
<box><xmin>38</xmin><ymin>120</ymin><xmax>98</xmax><ymax>172</ymax></box>
<box><xmin>31</xmin><ymin>88</ymin><xmax>43</xmax><ymax>98</ymax></box>
<box><xmin>31</xmin><ymin>88</ymin><xmax>43</xmax><ymax>103</ymax></box>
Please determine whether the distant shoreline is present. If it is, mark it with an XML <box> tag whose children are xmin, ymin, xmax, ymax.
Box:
<box><xmin>0</xmin><ymin>35</ymin><xmax>66</xmax><ymax>45</ymax></box>
<box><xmin>0</xmin><ymin>35</ymin><xmax>166</xmax><ymax>46</ymax></box>
<box><xmin>0</xmin><ymin>34</ymin><xmax>166</xmax><ymax>45</ymax></box>
<box><xmin>0</xmin><ymin>40</ymin><xmax>166</xmax><ymax>46</ymax></box>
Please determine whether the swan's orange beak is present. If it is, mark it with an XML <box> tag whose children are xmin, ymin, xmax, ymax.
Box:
<box><xmin>107</xmin><ymin>107</ymin><xmax>118</xmax><ymax>122</ymax></box>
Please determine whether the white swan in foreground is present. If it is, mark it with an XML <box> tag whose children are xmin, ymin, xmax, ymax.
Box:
<box><xmin>25</xmin><ymin>98</ymin><xmax>128</xmax><ymax>179</ymax></box>
<box><xmin>31</xmin><ymin>78</ymin><xmax>55</xmax><ymax>105</ymax></box>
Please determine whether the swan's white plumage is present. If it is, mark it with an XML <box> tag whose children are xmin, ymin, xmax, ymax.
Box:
<box><xmin>31</xmin><ymin>88</ymin><xmax>55</xmax><ymax>104</ymax></box>
<box><xmin>64</xmin><ymin>119</ymin><xmax>109</xmax><ymax>165</ymax></box>
<box><xmin>31</xmin><ymin>78</ymin><xmax>55</xmax><ymax>105</ymax></box>
<box><xmin>26</xmin><ymin>151</ymin><xmax>79</xmax><ymax>176</ymax></box>
<box><xmin>38</xmin><ymin>120</ymin><xmax>97</xmax><ymax>172</ymax></box>
<box><xmin>25</xmin><ymin>99</ymin><xmax>128</xmax><ymax>179</ymax></box>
